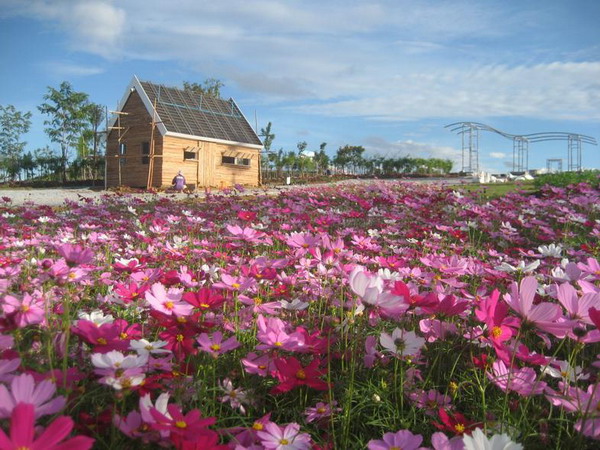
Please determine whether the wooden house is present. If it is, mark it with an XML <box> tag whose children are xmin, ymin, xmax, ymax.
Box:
<box><xmin>105</xmin><ymin>76</ymin><xmax>262</xmax><ymax>189</ymax></box>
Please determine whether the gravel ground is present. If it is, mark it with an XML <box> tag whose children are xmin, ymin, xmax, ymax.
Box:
<box><xmin>0</xmin><ymin>178</ymin><xmax>470</xmax><ymax>207</ymax></box>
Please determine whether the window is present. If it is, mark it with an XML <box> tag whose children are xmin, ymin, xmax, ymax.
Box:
<box><xmin>221</xmin><ymin>155</ymin><xmax>251</xmax><ymax>167</ymax></box>
<box><xmin>119</xmin><ymin>143</ymin><xmax>127</xmax><ymax>165</ymax></box>
<box><xmin>141</xmin><ymin>142</ymin><xmax>150</xmax><ymax>164</ymax></box>
<box><xmin>184</xmin><ymin>150</ymin><xmax>197</xmax><ymax>160</ymax></box>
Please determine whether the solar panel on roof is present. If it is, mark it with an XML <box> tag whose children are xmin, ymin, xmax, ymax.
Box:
<box><xmin>139</xmin><ymin>81</ymin><xmax>261</xmax><ymax>145</ymax></box>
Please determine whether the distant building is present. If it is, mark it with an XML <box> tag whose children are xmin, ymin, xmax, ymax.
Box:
<box><xmin>106</xmin><ymin>77</ymin><xmax>262</xmax><ymax>189</ymax></box>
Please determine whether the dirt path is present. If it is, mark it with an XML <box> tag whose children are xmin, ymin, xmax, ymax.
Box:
<box><xmin>0</xmin><ymin>178</ymin><xmax>469</xmax><ymax>207</ymax></box>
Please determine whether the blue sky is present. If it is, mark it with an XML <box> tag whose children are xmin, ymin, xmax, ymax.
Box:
<box><xmin>1</xmin><ymin>0</ymin><xmax>599</xmax><ymax>173</ymax></box>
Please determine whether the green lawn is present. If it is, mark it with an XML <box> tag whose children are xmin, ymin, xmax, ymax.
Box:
<box><xmin>448</xmin><ymin>181</ymin><xmax>536</xmax><ymax>199</ymax></box>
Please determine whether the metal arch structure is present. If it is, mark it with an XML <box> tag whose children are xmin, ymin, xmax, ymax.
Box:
<box><xmin>445</xmin><ymin>122</ymin><xmax>597</xmax><ymax>172</ymax></box>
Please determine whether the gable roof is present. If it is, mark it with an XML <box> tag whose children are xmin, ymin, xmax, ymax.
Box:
<box><xmin>109</xmin><ymin>76</ymin><xmax>263</xmax><ymax>149</ymax></box>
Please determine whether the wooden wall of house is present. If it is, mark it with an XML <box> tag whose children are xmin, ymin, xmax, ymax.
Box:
<box><xmin>161</xmin><ymin>136</ymin><xmax>259</xmax><ymax>188</ymax></box>
<box><xmin>106</xmin><ymin>90</ymin><xmax>259</xmax><ymax>189</ymax></box>
<box><xmin>106</xmin><ymin>91</ymin><xmax>162</xmax><ymax>188</ymax></box>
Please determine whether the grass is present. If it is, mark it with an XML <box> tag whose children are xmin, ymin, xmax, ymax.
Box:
<box><xmin>447</xmin><ymin>181</ymin><xmax>536</xmax><ymax>199</ymax></box>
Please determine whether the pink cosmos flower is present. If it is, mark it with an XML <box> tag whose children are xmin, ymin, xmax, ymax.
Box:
<box><xmin>487</xmin><ymin>360</ymin><xmax>546</xmax><ymax>396</ymax></box>
<box><xmin>0</xmin><ymin>357</ymin><xmax>20</xmax><ymax>383</ymax></box>
<box><xmin>256</xmin><ymin>315</ymin><xmax>304</xmax><ymax>351</ymax></box>
<box><xmin>303</xmin><ymin>401</ymin><xmax>340</xmax><ymax>424</ymax></box>
<box><xmin>367</xmin><ymin>429</ymin><xmax>425</xmax><ymax>450</ymax></box>
<box><xmin>503</xmin><ymin>276</ymin><xmax>576</xmax><ymax>338</ymax></box>
<box><xmin>197</xmin><ymin>331</ymin><xmax>240</xmax><ymax>357</ymax></box>
<box><xmin>145</xmin><ymin>283</ymin><xmax>193</xmax><ymax>317</ymax></box>
<box><xmin>0</xmin><ymin>403</ymin><xmax>94</xmax><ymax>450</ymax></box>
<box><xmin>430</xmin><ymin>431</ymin><xmax>464</xmax><ymax>450</ymax></box>
<box><xmin>242</xmin><ymin>352</ymin><xmax>275</xmax><ymax>377</ymax></box>
<box><xmin>0</xmin><ymin>373</ymin><xmax>66</xmax><ymax>419</ymax></box>
<box><xmin>408</xmin><ymin>389</ymin><xmax>452</xmax><ymax>416</ymax></box>
<box><xmin>555</xmin><ymin>281</ymin><xmax>600</xmax><ymax>325</ymax></box>
<box><xmin>1</xmin><ymin>292</ymin><xmax>45</xmax><ymax>327</ymax></box>
<box><xmin>219</xmin><ymin>378</ymin><xmax>251</xmax><ymax>414</ymax></box>
<box><xmin>256</xmin><ymin>422</ymin><xmax>312</xmax><ymax>449</ymax></box>
<box><xmin>55</xmin><ymin>243</ymin><xmax>94</xmax><ymax>265</ymax></box>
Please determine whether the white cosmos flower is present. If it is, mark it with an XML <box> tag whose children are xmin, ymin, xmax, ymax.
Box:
<box><xmin>77</xmin><ymin>310</ymin><xmax>114</xmax><ymax>325</ymax></box>
<box><xmin>538</xmin><ymin>243</ymin><xmax>563</xmax><ymax>258</ymax></box>
<box><xmin>91</xmin><ymin>351</ymin><xmax>148</xmax><ymax>370</ymax></box>
<box><xmin>463</xmin><ymin>428</ymin><xmax>523</xmax><ymax>450</ymax></box>
<box><xmin>104</xmin><ymin>374</ymin><xmax>145</xmax><ymax>391</ymax></box>
<box><xmin>129</xmin><ymin>339</ymin><xmax>172</xmax><ymax>356</ymax></box>
<box><xmin>380</xmin><ymin>328</ymin><xmax>425</xmax><ymax>357</ymax></box>
<box><xmin>140</xmin><ymin>393</ymin><xmax>171</xmax><ymax>423</ymax></box>
<box><xmin>542</xmin><ymin>360</ymin><xmax>589</xmax><ymax>382</ymax></box>
<box><xmin>495</xmin><ymin>260</ymin><xmax>540</xmax><ymax>273</ymax></box>
<box><xmin>280</xmin><ymin>299</ymin><xmax>309</xmax><ymax>311</ymax></box>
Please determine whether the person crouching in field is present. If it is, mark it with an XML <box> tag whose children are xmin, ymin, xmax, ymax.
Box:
<box><xmin>172</xmin><ymin>171</ymin><xmax>186</xmax><ymax>192</ymax></box>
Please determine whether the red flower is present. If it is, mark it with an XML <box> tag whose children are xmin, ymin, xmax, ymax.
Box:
<box><xmin>433</xmin><ymin>408</ymin><xmax>478</xmax><ymax>435</ymax></box>
<box><xmin>270</xmin><ymin>357</ymin><xmax>329</xmax><ymax>394</ymax></box>
<box><xmin>182</xmin><ymin>288</ymin><xmax>225</xmax><ymax>311</ymax></box>
<box><xmin>71</xmin><ymin>320</ymin><xmax>129</xmax><ymax>353</ymax></box>
<box><xmin>150</xmin><ymin>404</ymin><xmax>216</xmax><ymax>439</ymax></box>
<box><xmin>237</xmin><ymin>210</ymin><xmax>257</xmax><ymax>221</ymax></box>
<box><xmin>173</xmin><ymin>430</ymin><xmax>228</xmax><ymax>450</ymax></box>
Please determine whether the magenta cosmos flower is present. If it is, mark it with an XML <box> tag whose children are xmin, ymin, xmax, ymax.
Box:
<box><xmin>367</xmin><ymin>429</ymin><xmax>425</xmax><ymax>450</ymax></box>
<box><xmin>0</xmin><ymin>403</ymin><xmax>94</xmax><ymax>449</ymax></box>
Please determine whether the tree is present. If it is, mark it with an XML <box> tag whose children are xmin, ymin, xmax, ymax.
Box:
<box><xmin>85</xmin><ymin>103</ymin><xmax>105</xmax><ymax>182</ymax></box>
<box><xmin>38</xmin><ymin>82</ymin><xmax>90</xmax><ymax>183</ymax></box>
<box><xmin>314</xmin><ymin>143</ymin><xmax>329</xmax><ymax>175</ymax></box>
<box><xmin>183</xmin><ymin>78</ymin><xmax>225</xmax><ymax>99</ymax></box>
<box><xmin>0</xmin><ymin>105</ymin><xmax>32</xmax><ymax>181</ymax></box>
<box><xmin>260</xmin><ymin>122</ymin><xmax>275</xmax><ymax>152</ymax></box>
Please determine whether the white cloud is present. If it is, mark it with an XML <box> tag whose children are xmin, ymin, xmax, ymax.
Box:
<box><xmin>4</xmin><ymin>0</ymin><xmax>125</xmax><ymax>58</ymax></box>
<box><xmin>490</xmin><ymin>152</ymin><xmax>507</xmax><ymax>159</ymax></box>
<box><xmin>40</xmin><ymin>61</ymin><xmax>105</xmax><ymax>77</ymax></box>
<box><xmin>363</xmin><ymin>136</ymin><xmax>462</xmax><ymax>168</ymax></box>
<box><xmin>5</xmin><ymin>0</ymin><xmax>600</xmax><ymax>124</ymax></box>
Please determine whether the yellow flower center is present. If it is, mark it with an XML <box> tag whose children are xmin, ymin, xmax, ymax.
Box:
<box><xmin>121</xmin><ymin>378</ymin><xmax>132</xmax><ymax>388</ymax></box>
<box><xmin>317</xmin><ymin>407</ymin><xmax>326</xmax><ymax>414</ymax></box>
<box><xmin>390</xmin><ymin>447</ymin><xmax>402</xmax><ymax>450</ymax></box>
<box><xmin>175</xmin><ymin>421</ymin><xmax>187</xmax><ymax>428</ymax></box>
<box><xmin>254</xmin><ymin>297</ymin><xmax>263</xmax><ymax>305</ymax></box>
<box><xmin>164</xmin><ymin>301</ymin><xmax>174</xmax><ymax>310</ymax></box>
<box><xmin>274</xmin><ymin>341</ymin><xmax>283</xmax><ymax>347</ymax></box>
<box><xmin>177</xmin><ymin>316</ymin><xmax>187</xmax><ymax>323</ymax></box>
<box><xmin>21</xmin><ymin>305</ymin><xmax>30</xmax><ymax>312</ymax></box>
<box><xmin>97</xmin><ymin>337</ymin><xmax>107</xmax><ymax>345</ymax></box>
<box><xmin>280</xmin><ymin>439</ymin><xmax>290</xmax><ymax>445</ymax></box>
<box><xmin>210</xmin><ymin>344</ymin><xmax>221</xmax><ymax>352</ymax></box>
<box><xmin>232</xmin><ymin>283</ymin><xmax>241</xmax><ymax>289</ymax></box>
<box><xmin>176</xmin><ymin>334</ymin><xmax>184</xmax><ymax>342</ymax></box>
<box><xmin>120</xmin><ymin>333</ymin><xmax>128</xmax><ymax>339</ymax></box>
<box><xmin>252</xmin><ymin>422</ymin><xmax>264</xmax><ymax>431</ymax></box>
<box><xmin>455</xmin><ymin>423</ymin><xmax>465</xmax><ymax>433</ymax></box>
<box><xmin>491</xmin><ymin>326</ymin><xmax>503</xmax><ymax>338</ymax></box>
<box><xmin>296</xmin><ymin>369</ymin><xmax>306</xmax><ymax>380</ymax></box>
<box><xmin>145</xmin><ymin>345</ymin><xmax>154</xmax><ymax>351</ymax></box>
<box><xmin>200</xmin><ymin>303</ymin><xmax>210</xmax><ymax>308</ymax></box>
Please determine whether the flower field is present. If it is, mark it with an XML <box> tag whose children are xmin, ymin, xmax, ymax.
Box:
<box><xmin>1</xmin><ymin>180</ymin><xmax>599</xmax><ymax>449</ymax></box>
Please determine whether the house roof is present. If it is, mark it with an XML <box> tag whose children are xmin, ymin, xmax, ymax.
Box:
<box><xmin>110</xmin><ymin>77</ymin><xmax>263</xmax><ymax>149</ymax></box>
